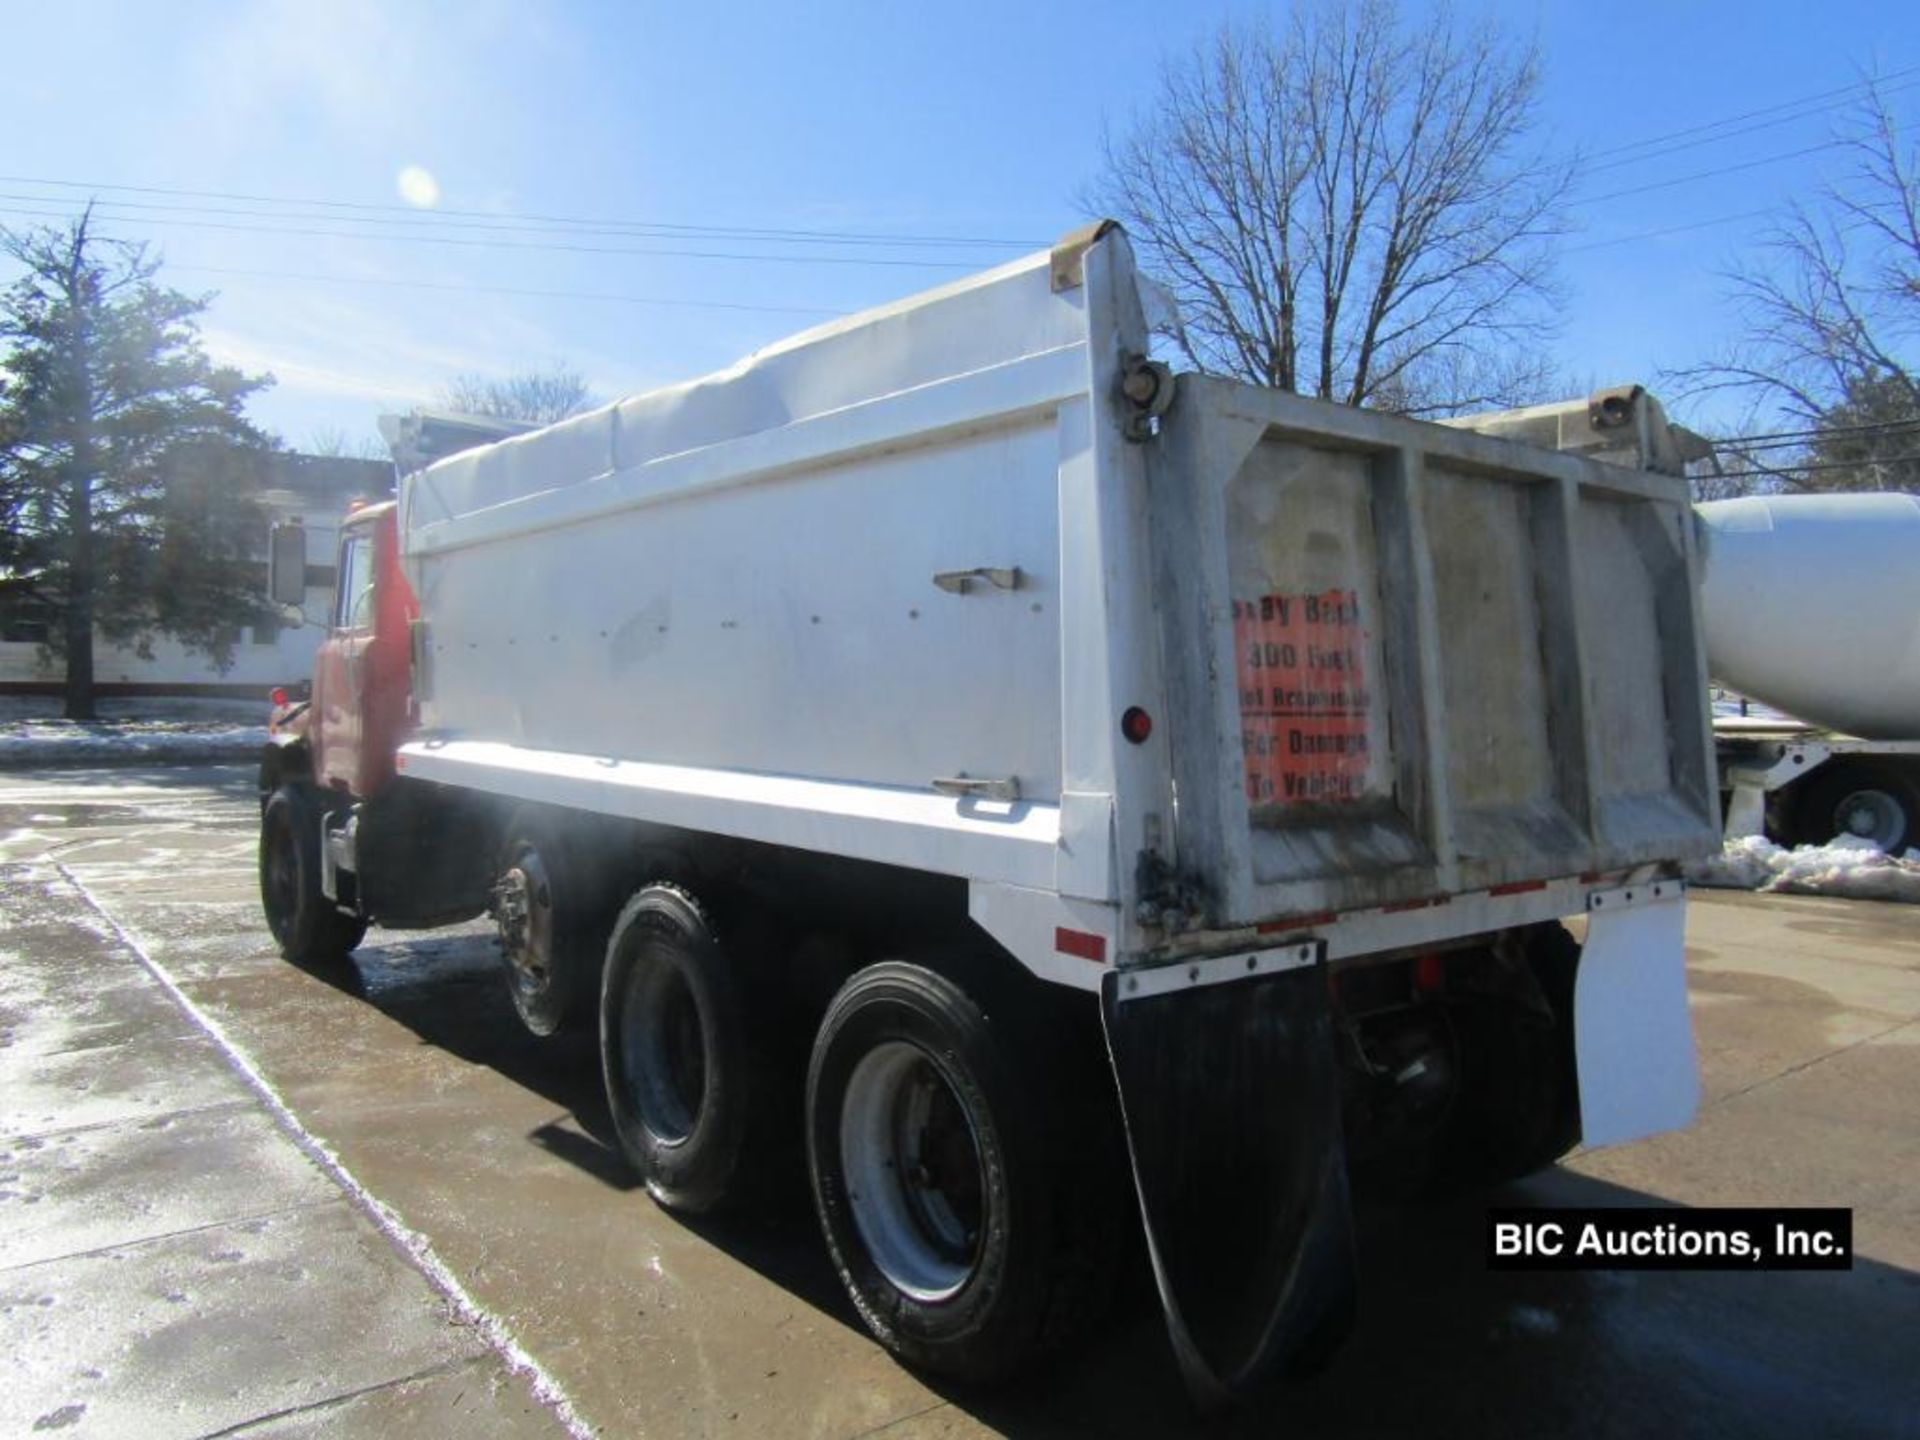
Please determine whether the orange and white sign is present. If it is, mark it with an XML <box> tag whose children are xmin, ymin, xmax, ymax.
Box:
<box><xmin>1233</xmin><ymin>588</ymin><xmax>1376</xmax><ymax>809</ymax></box>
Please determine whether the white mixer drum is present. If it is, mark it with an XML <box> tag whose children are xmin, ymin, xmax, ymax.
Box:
<box><xmin>1696</xmin><ymin>492</ymin><xmax>1920</xmax><ymax>739</ymax></box>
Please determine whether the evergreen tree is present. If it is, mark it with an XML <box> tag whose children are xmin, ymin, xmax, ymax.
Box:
<box><xmin>1805</xmin><ymin>374</ymin><xmax>1920</xmax><ymax>494</ymax></box>
<box><xmin>0</xmin><ymin>210</ymin><xmax>275</xmax><ymax>718</ymax></box>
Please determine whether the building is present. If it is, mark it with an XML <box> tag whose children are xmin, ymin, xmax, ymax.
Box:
<box><xmin>0</xmin><ymin>454</ymin><xmax>392</xmax><ymax>700</ymax></box>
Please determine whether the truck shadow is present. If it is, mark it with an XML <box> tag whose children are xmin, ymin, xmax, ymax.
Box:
<box><xmin>934</xmin><ymin>1168</ymin><xmax>1919</xmax><ymax>1440</ymax></box>
<box><xmin>318</xmin><ymin>935</ymin><xmax>1918</xmax><ymax>1440</ymax></box>
<box><xmin>312</xmin><ymin>929</ymin><xmax>862</xmax><ymax>1315</ymax></box>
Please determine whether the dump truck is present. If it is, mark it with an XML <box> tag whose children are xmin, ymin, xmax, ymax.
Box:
<box><xmin>257</xmin><ymin>223</ymin><xmax>1718</xmax><ymax>1401</ymax></box>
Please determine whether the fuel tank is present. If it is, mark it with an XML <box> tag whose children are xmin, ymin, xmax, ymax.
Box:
<box><xmin>1695</xmin><ymin>493</ymin><xmax>1920</xmax><ymax>738</ymax></box>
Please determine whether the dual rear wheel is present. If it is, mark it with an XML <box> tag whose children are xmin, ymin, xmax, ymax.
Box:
<box><xmin>491</xmin><ymin>811</ymin><xmax>622</xmax><ymax>1037</ymax></box>
<box><xmin>597</xmin><ymin>889</ymin><xmax>1121</xmax><ymax>1382</ymax></box>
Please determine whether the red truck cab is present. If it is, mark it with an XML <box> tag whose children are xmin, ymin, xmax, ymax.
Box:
<box><xmin>288</xmin><ymin>500</ymin><xmax>417</xmax><ymax>799</ymax></box>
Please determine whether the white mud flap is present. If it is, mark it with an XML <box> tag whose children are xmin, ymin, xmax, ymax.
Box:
<box><xmin>1574</xmin><ymin>886</ymin><xmax>1701</xmax><ymax>1147</ymax></box>
<box><xmin>1100</xmin><ymin>951</ymin><xmax>1357</xmax><ymax>1406</ymax></box>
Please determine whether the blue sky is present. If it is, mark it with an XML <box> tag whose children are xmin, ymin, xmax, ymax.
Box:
<box><xmin>1</xmin><ymin>0</ymin><xmax>1913</xmax><ymax>449</ymax></box>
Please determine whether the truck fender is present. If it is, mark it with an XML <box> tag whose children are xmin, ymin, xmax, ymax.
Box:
<box><xmin>1100</xmin><ymin>949</ymin><xmax>1356</xmax><ymax>1405</ymax></box>
<box><xmin>257</xmin><ymin>735</ymin><xmax>310</xmax><ymax>806</ymax></box>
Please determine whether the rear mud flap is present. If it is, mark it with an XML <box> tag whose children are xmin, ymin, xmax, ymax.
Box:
<box><xmin>1100</xmin><ymin>952</ymin><xmax>1357</xmax><ymax>1405</ymax></box>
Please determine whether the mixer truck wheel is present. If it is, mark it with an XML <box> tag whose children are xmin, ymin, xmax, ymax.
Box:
<box><xmin>259</xmin><ymin>784</ymin><xmax>366</xmax><ymax>966</ymax></box>
<box><xmin>805</xmin><ymin>961</ymin><xmax>1121</xmax><ymax>1383</ymax></box>
<box><xmin>492</xmin><ymin>809</ymin><xmax>619</xmax><ymax>1038</ymax></box>
<box><xmin>600</xmin><ymin>882</ymin><xmax>771</xmax><ymax>1213</ymax></box>
<box><xmin>1789</xmin><ymin>761</ymin><xmax>1919</xmax><ymax>854</ymax></box>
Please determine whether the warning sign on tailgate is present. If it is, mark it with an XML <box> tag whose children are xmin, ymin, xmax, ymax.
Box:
<box><xmin>1234</xmin><ymin>589</ymin><xmax>1376</xmax><ymax>808</ymax></box>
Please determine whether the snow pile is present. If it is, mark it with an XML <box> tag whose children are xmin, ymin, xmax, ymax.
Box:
<box><xmin>0</xmin><ymin>716</ymin><xmax>266</xmax><ymax>767</ymax></box>
<box><xmin>1687</xmin><ymin>834</ymin><xmax>1920</xmax><ymax>903</ymax></box>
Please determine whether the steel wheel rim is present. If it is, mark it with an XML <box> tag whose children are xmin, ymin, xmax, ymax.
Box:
<box><xmin>1833</xmin><ymin>788</ymin><xmax>1905</xmax><ymax>850</ymax></box>
<box><xmin>840</xmin><ymin>1040</ymin><xmax>985</xmax><ymax>1303</ymax></box>
<box><xmin>497</xmin><ymin>847</ymin><xmax>555</xmax><ymax>1000</ymax></box>
<box><xmin>621</xmin><ymin>953</ymin><xmax>707</xmax><ymax>1146</ymax></box>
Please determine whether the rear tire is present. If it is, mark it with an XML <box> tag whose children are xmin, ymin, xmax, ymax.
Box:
<box><xmin>1788</xmin><ymin>760</ymin><xmax>1920</xmax><ymax>853</ymax></box>
<box><xmin>806</xmin><ymin>961</ymin><xmax>1121</xmax><ymax>1384</ymax></box>
<box><xmin>1431</xmin><ymin>924</ymin><xmax>1581</xmax><ymax>1191</ymax></box>
<box><xmin>259</xmin><ymin>784</ymin><xmax>366</xmax><ymax>966</ymax></box>
<box><xmin>600</xmin><ymin>883</ymin><xmax>770</xmax><ymax>1213</ymax></box>
<box><xmin>492</xmin><ymin>808</ymin><xmax>620</xmax><ymax>1037</ymax></box>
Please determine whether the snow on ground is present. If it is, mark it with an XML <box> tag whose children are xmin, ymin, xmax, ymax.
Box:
<box><xmin>1688</xmin><ymin>834</ymin><xmax>1920</xmax><ymax>904</ymax></box>
<box><xmin>0</xmin><ymin>695</ymin><xmax>264</xmax><ymax>724</ymax></box>
<box><xmin>0</xmin><ymin>698</ymin><xmax>266</xmax><ymax>767</ymax></box>
<box><xmin>1710</xmin><ymin>690</ymin><xmax>1796</xmax><ymax>724</ymax></box>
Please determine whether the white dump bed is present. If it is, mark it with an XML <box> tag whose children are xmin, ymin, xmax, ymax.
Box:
<box><xmin>397</xmin><ymin>226</ymin><xmax>1719</xmax><ymax>978</ymax></box>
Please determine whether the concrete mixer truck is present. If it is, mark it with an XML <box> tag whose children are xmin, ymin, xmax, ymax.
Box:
<box><xmin>1694</xmin><ymin>493</ymin><xmax>1920</xmax><ymax>854</ymax></box>
<box><xmin>1454</xmin><ymin>393</ymin><xmax>1920</xmax><ymax>855</ymax></box>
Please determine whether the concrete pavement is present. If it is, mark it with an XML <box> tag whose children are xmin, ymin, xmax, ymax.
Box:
<box><xmin>0</xmin><ymin>771</ymin><xmax>573</xmax><ymax>1439</ymax></box>
<box><xmin>2</xmin><ymin>763</ymin><xmax>1917</xmax><ymax>1438</ymax></box>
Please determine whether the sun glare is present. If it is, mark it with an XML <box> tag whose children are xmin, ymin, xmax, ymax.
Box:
<box><xmin>396</xmin><ymin>165</ymin><xmax>441</xmax><ymax>208</ymax></box>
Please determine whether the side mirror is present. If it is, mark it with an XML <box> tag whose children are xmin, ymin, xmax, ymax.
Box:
<box><xmin>268</xmin><ymin>524</ymin><xmax>307</xmax><ymax>609</ymax></box>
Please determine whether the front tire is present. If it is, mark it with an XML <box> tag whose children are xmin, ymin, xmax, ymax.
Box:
<box><xmin>259</xmin><ymin>784</ymin><xmax>366</xmax><ymax>965</ymax></box>
<box><xmin>806</xmin><ymin>961</ymin><xmax>1119</xmax><ymax>1384</ymax></box>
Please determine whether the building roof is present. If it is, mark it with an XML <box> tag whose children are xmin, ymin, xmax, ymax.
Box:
<box><xmin>266</xmin><ymin>453</ymin><xmax>394</xmax><ymax>502</ymax></box>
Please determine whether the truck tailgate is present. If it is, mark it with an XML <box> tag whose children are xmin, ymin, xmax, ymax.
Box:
<box><xmin>1151</xmin><ymin>376</ymin><xmax>1720</xmax><ymax>927</ymax></box>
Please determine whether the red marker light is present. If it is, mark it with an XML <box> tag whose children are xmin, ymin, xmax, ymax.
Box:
<box><xmin>1121</xmin><ymin>706</ymin><xmax>1153</xmax><ymax>744</ymax></box>
<box><xmin>270</xmin><ymin>687</ymin><xmax>289</xmax><ymax>707</ymax></box>
<box><xmin>1413</xmin><ymin>952</ymin><xmax>1446</xmax><ymax>994</ymax></box>
<box><xmin>1054</xmin><ymin>927</ymin><xmax>1107</xmax><ymax>963</ymax></box>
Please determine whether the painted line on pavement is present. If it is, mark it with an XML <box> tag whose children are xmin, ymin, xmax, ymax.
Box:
<box><xmin>55</xmin><ymin>860</ymin><xmax>594</xmax><ymax>1440</ymax></box>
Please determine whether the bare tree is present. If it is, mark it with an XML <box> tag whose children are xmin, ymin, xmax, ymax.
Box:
<box><xmin>1087</xmin><ymin>0</ymin><xmax>1571</xmax><ymax>417</ymax></box>
<box><xmin>435</xmin><ymin>364</ymin><xmax>596</xmax><ymax>425</ymax></box>
<box><xmin>1674</xmin><ymin>77</ymin><xmax>1919</xmax><ymax>493</ymax></box>
<box><xmin>306</xmin><ymin>425</ymin><xmax>389</xmax><ymax>462</ymax></box>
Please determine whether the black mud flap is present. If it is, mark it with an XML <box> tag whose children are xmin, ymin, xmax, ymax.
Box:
<box><xmin>1101</xmin><ymin>952</ymin><xmax>1357</xmax><ymax>1406</ymax></box>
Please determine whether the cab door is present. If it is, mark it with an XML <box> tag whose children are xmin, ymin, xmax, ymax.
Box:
<box><xmin>311</xmin><ymin>525</ymin><xmax>377</xmax><ymax>795</ymax></box>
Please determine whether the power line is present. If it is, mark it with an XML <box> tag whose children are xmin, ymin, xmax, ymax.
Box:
<box><xmin>1724</xmin><ymin>432</ymin><xmax>1920</xmax><ymax>455</ymax></box>
<box><xmin>1587</xmin><ymin>67</ymin><xmax>1916</xmax><ymax>161</ymax></box>
<box><xmin>0</xmin><ymin>136</ymin><xmax>1847</xmax><ymax>248</ymax></box>
<box><xmin>0</xmin><ymin>203</ymin><xmax>987</xmax><ymax>269</ymax></box>
<box><xmin>1714</xmin><ymin>416</ymin><xmax>1920</xmax><ymax>450</ymax></box>
<box><xmin>1720</xmin><ymin>415</ymin><xmax>1920</xmax><ymax>444</ymax></box>
<box><xmin>0</xmin><ymin>173</ymin><xmax>1043</xmax><ymax>250</ymax></box>
<box><xmin>0</xmin><ymin>187</ymin><xmax>1033</xmax><ymax>252</ymax></box>
<box><xmin>0</xmin><ymin>67</ymin><xmax>1908</xmax><ymax>304</ymax></box>
<box><xmin>1574</xmin><ymin>141</ymin><xmax>1844</xmax><ymax>207</ymax></box>
<box><xmin>1719</xmin><ymin>451</ymin><xmax>1920</xmax><ymax>477</ymax></box>
<box><xmin>1566</xmin><ymin>208</ymin><xmax>1774</xmax><ymax>253</ymax></box>
<box><xmin>166</xmin><ymin>262</ymin><xmax>846</xmax><ymax>318</ymax></box>
<box><xmin>1583</xmin><ymin>68</ymin><xmax>1920</xmax><ymax>171</ymax></box>
<box><xmin>8</xmin><ymin>70</ymin><xmax>1913</xmax><ymax>243</ymax></box>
